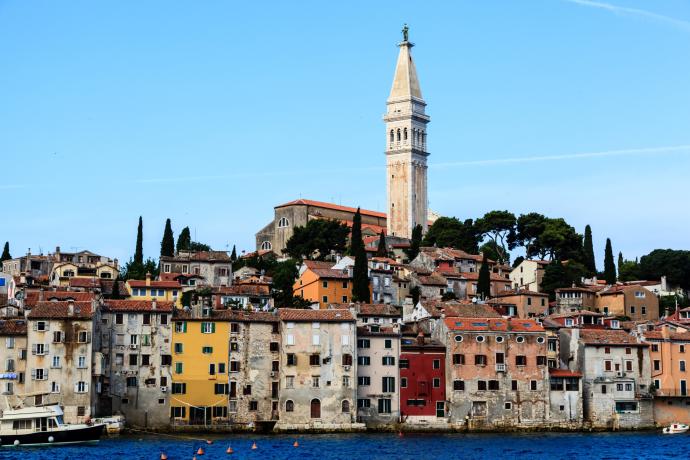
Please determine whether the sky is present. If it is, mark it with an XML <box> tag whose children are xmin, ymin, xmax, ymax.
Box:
<box><xmin>1</xmin><ymin>0</ymin><xmax>689</xmax><ymax>267</ymax></box>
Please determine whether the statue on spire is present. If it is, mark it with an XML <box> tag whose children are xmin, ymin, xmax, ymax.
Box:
<box><xmin>402</xmin><ymin>23</ymin><xmax>409</xmax><ymax>42</ymax></box>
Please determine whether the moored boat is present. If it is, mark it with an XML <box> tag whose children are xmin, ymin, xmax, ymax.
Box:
<box><xmin>93</xmin><ymin>415</ymin><xmax>125</xmax><ymax>435</ymax></box>
<box><xmin>663</xmin><ymin>422</ymin><xmax>689</xmax><ymax>434</ymax></box>
<box><xmin>0</xmin><ymin>404</ymin><xmax>104</xmax><ymax>447</ymax></box>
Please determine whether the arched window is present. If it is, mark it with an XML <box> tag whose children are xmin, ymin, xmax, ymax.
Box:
<box><xmin>285</xmin><ymin>400</ymin><xmax>294</xmax><ymax>412</ymax></box>
<box><xmin>310</xmin><ymin>399</ymin><xmax>321</xmax><ymax>419</ymax></box>
<box><xmin>260</xmin><ymin>241</ymin><xmax>272</xmax><ymax>251</ymax></box>
<box><xmin>278</xmin><ymin>217</ymin><xmax>289</xmax><ymax>228</ymax></box>
<box><xmin>389</xmin><ymin>130</ymin><xmax>394</xmax><ymax>143</ymax></box>
<box><xmin>403</xmin><ymin>128</ymin><xmax>408</xmax><ymax>141</ymax></box>
<box><xmin>396</xmin><ymin>129</ymin><xmax>401</xmax><ymax>142</ymax></box>
<box><xmin>341</xmin><ymin>400</ymin><xmax>350</xmax><ymax>413</ymax></box>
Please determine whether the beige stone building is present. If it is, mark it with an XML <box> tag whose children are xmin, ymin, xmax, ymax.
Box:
<box><xmin>159</xmin><ymin>250</ymin><xmax>233</xmax><ymax>287</ymax></box>
<box><xmin>0</xmin><ymin>318</ymin><xmax>28</xmax><ymax>397</ymax></box>
<box><xmin>277</xmin><ymin>309</ymin><xmax>358</xmax><ymax>430</ymax></box>
<box><xmin>595</xmin><ymin>285</ymin><xmax>659</xmax><ymax>321</ymax></box>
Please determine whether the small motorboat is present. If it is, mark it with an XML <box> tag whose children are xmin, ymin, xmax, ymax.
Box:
<box><xmin>92</xmin><ymin>415</ymin><xmax>125</xmax><ymax>435</ymax></box>
<box><xmin>0</xmin><ymin>405</ymin><xmax>104</xmax><ymax>447</ymax></box>
<box><xmin>663</xmin><ymin>423</ymin><xmax>689</xmax><ymax>434</ymax></box>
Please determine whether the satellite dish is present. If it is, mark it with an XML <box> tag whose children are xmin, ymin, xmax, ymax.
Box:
<box><xmin>472</xmin><ymin>297</ymin><xmax>478</xmax><ymax>304</ymax></box>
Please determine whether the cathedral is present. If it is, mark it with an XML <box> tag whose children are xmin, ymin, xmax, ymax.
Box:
<box><xmin>256</xmin><ymin>27</ymin><xmax>430</xmax><ymax>253</ymax></box>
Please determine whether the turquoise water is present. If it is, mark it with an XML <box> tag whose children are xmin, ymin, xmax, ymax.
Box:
<box><xmin>0</xmin><ymin>432</ymin><xmax>686</xmax><ymax>460</ymax></box>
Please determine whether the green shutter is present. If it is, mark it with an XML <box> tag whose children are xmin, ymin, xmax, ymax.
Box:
<box><xmin>183</xmin><ymin>322</ymin><xmax>187</xmax><ymax>333</ymax></box>
<box><xmin>201</xmin><ymin>323</ymin><xmax>205</xmax><ymax>333</ymax></box>
<box><xmin>211</xmin><ymin>323</ymin><xmax>216</xmax><ymax>333</ymax></box>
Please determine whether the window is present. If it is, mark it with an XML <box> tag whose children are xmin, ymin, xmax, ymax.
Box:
<box><xmin>244</xmin><ymin>385</ymin><xmax>252</xmax><ymax>395</ymax></box>
<box><xmin>384</xmin><ymin>339</ymin><xmax>392</xmax><ymax>349</ymax></box>
<box><xmin>378</xmin><ymin>398</ymin><xmax>391</xmax><ymax>414</ymax></box>
<box><xmin>625</xmin><ymin>383</ymin><xmax>633</xmax><ymax>391</ymax></box>
<box><xmin>382</xmin><ymin>356</ymin><xmax>395</xmax><ymax>366</ymax></box>
<box><xmin>515</xmin><ymin>336</ymin><xmax>525</xmax><ymax>344</ymax></box>
<box><xmin>34</xmin><ymin>344</ymin><xmax>45</xmax><ymax>355</ymax></box>
<box><xmin>286</xmin><ymin>376</ymin><xmax>294</xmax><ymax>388</ymax></box>
<box><xmin>201</xmin><ymin>322</ymin><xmax>215</xmax><ymax>334</ymax></box>
<box><xmin>399</xmin><ymin>359</ymin><xmax>409</xmax><ymax>369</ymax></box>
<box><xmin>358</xmin><ymin>398</ymin><xmax>371</xmax><ymax>408</ymax></box>
<box><xmin>175</xmin><ymin>362</ymin><xmax>183</xmax><ymax>374</ymax></box>
<box><xmin>454</xmin><ymin>335</ymin><xmax>463</xmax><ymax>343</ymax></box>
<box><xmin>475</xmin><ymin>355</ymin><xmax>487</xmax><ymax>366</ymax></box>
<box><xmin>287</xmin><ymin>334</ymin><xmax>295</xmax><ymax>345</ymax></box>
<box><xmin>602</xmin><ymin>385</ymin><xmax>607</xmax><ymax>394</ymax></box>
<box><xmin>77</xmin><ymin>356</ymin><xmax>87</xmax><ymax>368</ymax></box>
<box><xmin>76</xmin><ymin>381</ymin><xmax>88</xmax><ymax>393</ymax></box>
<box><xmin>312</xmin><ymin>377</ymin><xmax>320</xmax><ymax>388</ymax></box>
<box><xmin>681</xmin><ymin>345</ymin><xmax>687</xmax><ymax>353</ymax></box>
<box><xmin>342</xmin><ymin>354</ymin><xmax>353</xmax><ymax>366</ymax></box>
<box><xmin>174</xmin><ymin>343</ymin><xmax>183</xmax><ymax>354</ymax></box>
<box><xmin>358</xmin><ymin>339</ymin><xmax>371</xmax><ymax>349</ymax></box>
<box><xmin>143</xmin><ymin>313</ymin><xmax>151</xmax><ymax>325</ymax></box>
<box><xmin>52</xmin><ymin>331</ymin><xmax>63</xmax><ymax>343</ymax></box>
<box><xmin>681</xmin><ymin>361</ymin><xmax>687</xmax><ymax>372</ymax></box>
<box><xmin>530</xmin><ymin>380</ymin><xmax>538</xmax><ymax>391</ymax></box>
<box><xmin>358</xmin><ymin>376</ymin><xmax>371</xmax><ymax>386</ymax></box>
<box><xmin>382</xmin><ymin>377</ymin><xmax>395</xmax><ymax>393</ymax></box>
<box><xmin>431</xmin><ymin>359</ymin><xmax>440</xmax><ymax>369</ymax></box>
<box><xmin>536</xmin><ymin>356</ymin><xmax>547</xmax><ymax>366</ymax></box>
<box><xmin>358</xmin><ymin>356</ymin><xmax>370</xmax><ymax>366</ymax></box>
<box><xmin>51</xmin><ymin>356</ymin><xmax>60</xmax><ymax>369</ymax></box>
<box><xmin>516</xmin><ymin>356</ymin><xmax>527</xmax><ymax>366</ymax></box>
<box><xmin>453</xmin><ymin>354</ymin><xmax>465</xmax><ymax>365</ymax></box>
<box><xmin>478</xmin><ymin>380</ymin><xmax>487</xmax><ymax>391</ymax></box>
<box><xmin>270</xmin><ymin>342</ymin><xmax>279</xmax><ymax>352</ymax></box>
<box><xmin>230</xmin><ymin>361</ymin><xmax>240</xmax><ymax>372</ymax></box>
<box><xmin>286</xmin><ymin>354</ymin><xmax>297</xmax><ymax>366</ymax></box>
<box><xmin>202</xmin><ymin>346</ymin><xmax>213</xmax><ymax>354</ymax></box>
<box><xmin>488</xmin><ymin>380</ymin><xmax>500</xmax><ymax>390</ymax></box>
<box><xmin>453</xmin><ymin>380</ymin><xmax>465</xmax><ymax>391</ymax></box>
<box><xmin>605</xmin><ymin>360</ymin><xmax>612</xmax><ymax>371</ymax></box>
<box><xmin>310</xmin><ymin>354</ymin><xmax>320</xmax><ymax>366</ymax></box>
<box><xmin>248</xmin><ymin>401</ymin><xmax>258</xmax><ymax>412</ymax></box>
<box><xmin>565</xmin><ymin>378</ymin><xmax>579</xmax><ymax>391</ymax></box>
<box><xmin>36</xmin><ymin>321</ymin><xmax>47</xmax><ymax>331</ymax></box>
<box><xmin>278</xmin><ymin>217</ymin><xmax>289</xmax><ymax>228</ymax></box>
<box><xmin>322</xmin><ymin>296</ymin><xmax>328</xmax><ymax>303</ymax></box>
<box><xmin>615</xmin><ymin>401</ymin><xmax>638</xmax><ymax>413</ymax></box>
<box><xmin>312</xmin><ymin>334</ymin><xmax>320</xmax><ymax>346</ymax></box>
<box><xmin>654</xmin><ymin>360</ymin><xmax>661</xmax><ymax>371</ymax></box>
<box><xmin>128</xmin><ymin>355</ymin><xmax>137</xmax><ymax>366</ymax></box>
<box><xmin>172</xmin><ymin>383</ymin><xmax>187</xmax><ymax>394</ymax></box>
<box><xmin>51</xmin><ymin>381</ymin><xmax>60</xmax><ymax>393</ymax></box>
<box><xmin>626</xmin><ymin>361</ymin><xmax>633</xmax><ymax>372</ymax></box>
<box><xmin>171</xmin><ymin>406</ymin><xmax>186</xmax><ymax>418</ymax></box>
<box><xmin>496</xmin><ymin>336</ymin><xmax>505</xmax><ymax>344</ymax></box>
<box><xmin>341</xmin><ymin>400</ymin><xmax>351</xmax><ymax>413</ymax></box>
<box><xmin>209</xmin><ymin>363</ymin><xmax>216</xmax><ymax>375</ymax></box>
<box><xmin>285</xmin><ymin>400</ymin><xmax>294</xmax><ymax>412</ymax></box>
<box><xmin>433</xmin><ymin>378</ymin><xmax>440</xmax><ymax>388</ymax></box>
<box><xmin>625</xmin><ymin>347</ymin><xmax>632</xmax><ymax>355</ymax></box>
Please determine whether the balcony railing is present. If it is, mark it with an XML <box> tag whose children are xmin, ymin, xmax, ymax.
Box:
<box><xmin>495</xmin><ymin>363</ymin><xmax>506</xmax><ymax>372</ymax></box>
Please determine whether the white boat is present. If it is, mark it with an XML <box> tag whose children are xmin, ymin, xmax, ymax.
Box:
<box><xmin>93</xmin><ymin>415</ymin><xmax>125</xmax><ymax>434</ymax></box>
<box><xmin>663</xmin><ymin>422</ymin><xmax>689</xmax><ymax>434</ymax></box>
<box><xmin>0</xmin><ymin>405</ymin><xmax>104</xmax><ymax>447</ymax></box>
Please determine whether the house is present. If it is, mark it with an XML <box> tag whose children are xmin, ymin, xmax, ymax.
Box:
<box><xmin>399</xmin><ymin>329</ymin><xmax>447</xmax><ymax>427</ymax></box>
<box><xmin>441</xmin><ymin>317</ymin><xmax>549</xmax><ymax>429</ymax></box>
<box><xmin>276</xmin><ymin>309</ymin><xmax>359</xmax><ymax>431</ymax></box>
<box><xmin>125</xmin><ymin>273</ymin><xmax>181</xmax><ymax>307</ymax></box>
<box><xmin>554</xmin><ymin>286</ymin><xmax>598</xmax><ymax>315</ymax></box>
<box><xmin>369</xmin><ymin>257</ymin><xmax>396</xmax><ymax>304</ymax></box>
<box><xmin>548</xmin><ymin>368</ymin><xmax>583</xmax><ymax>427</ymax></box>
<box><xmin>211</xmin><ymin>284</ymin><xmax>272</xmax><ymax>311</ymax></box>
<box><xmin>356</xmin><ymin>322</ymin><xmax>401</xmax><ymax>428</ymax></box>
<box><xmin>640</xmin><ymin>326</ymin><xmax>690</xmax><ymax>425</ymax></box>
<box><xmin>26</xmin><ymin>301</ymin><xmax>99</xmax><ymax>424</ymax></box>
<box><xmin>293</xmin><ymin>261</ymin><xmax>352</xmax><ymax>308</ymax></box>
<box><xmin>509</xmin><ymin>259</ymin><xmax>550</xmax><ymax>292</ymax></box>
<box><xmin>491</xmin><ymin>289</ymin><xmax>550</xmax><ymax>318</ymax></box>
<box><xmin>159</xmin><ymin>250</ymin><xmax>233</xmax><ymax>287</ymax></box>
<box><xmin>595</xmin><ymin>285</ymin><xmax>659</xmax><ymax>321</ymax></box>
<box><xmin>559</xmin><ymin>329</ymin><xmax>654</xmax><ymax>429</ymax></box>
<box><xmin>99</xmin><ymin>299</ymin><xmax>173</xmax><ymax>429</ymax></box>
<box><xmin>410</xmin><ymin>247</ymin><xmax>485</xmax><ymax>274</ymax></box>
<box><xmin>0</xmin><ymin>318</ymin><xmax>28</xmax><ymax>397</ymax></box>
<box><xmin>459</xmin><ymin>272</ymin><xmax>512</xmax><ymax>299</ymax></box>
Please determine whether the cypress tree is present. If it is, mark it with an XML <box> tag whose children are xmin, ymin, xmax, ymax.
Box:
<box><xmin>176</xmin><ymin>226</ymin><xmax>191</xmax><ymax>252</ymax></box>
<box><xmin>376</xmin><ymin>231</ymin><xmax>388</xmax><ymax>258</ymax></box>
<box><xmin>134</xmin><ymin>216</ymin><xmax>144</xmax><ymax>265</ymax></box>
<box><xmin>161</xmin><ymin>218</ymin><xmax>175</xmax><ymax>257</ymax></box>
<box><xmin>604</xmin><ymin>238</ymin><xmax>616</xmax><ymax>284</ymax></box>
<box><xmin>230</xmin><ymin>245</ymin><xmax>237</xmax><ymax>262</ymax></box>
<box><xmin>351</xmin><ymin>208</ymin><xmax>370</xmax><ymax>302</ymax></box>
<box><xmin>583</xmin><ymin>225</ymin><xmax>596</xmax><ymax>276</ymax></box>
<box><xmin>477</xmin><ymin>253</ymin><xmax>491</xmax><ymax>300</ymax></box>
<box><xmin>618</xmin><ymin>252</ymin><xmax>624</xmax><ymax>278</ymax></box>
<box><xmin>405</xmin><ymin>224</ymin><xmax>423</xmax><ymax>262</ymax></box>
<box><xmin>0</xmin><ymin>242</ymin><xmax>10</xmax><ymax>262</ymax></box>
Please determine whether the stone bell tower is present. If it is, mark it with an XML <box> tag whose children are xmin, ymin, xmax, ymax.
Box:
<box><xmin>384</xmin><ymin>24</ymin><xmax>430</xmax><ymax>239</ymax></box>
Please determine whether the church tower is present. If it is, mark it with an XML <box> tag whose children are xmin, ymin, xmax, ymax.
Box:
<box><xmin>384</xmin><ymin>25</ymin><xmax>429</xmax><ymax>239</ymax></box>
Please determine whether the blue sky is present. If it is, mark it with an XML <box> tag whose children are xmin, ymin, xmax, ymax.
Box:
<box><xmin>1</xmin><ymin>0</ymin><xmax>689</xmax><ymax>267</ymax></box>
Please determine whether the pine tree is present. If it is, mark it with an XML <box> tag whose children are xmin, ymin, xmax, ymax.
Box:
<box><xmin>376</xmin><ymin>231</ymin><xmax>388</xmax><ymax>258</ymax></box>
<box><xmin>351</xmin><ymin>208</ymin><xmax>370</xmax><ymax>303</ymax></box>
<box><xmin>604</xmin><ymin>238</ymin><xmax>616</xmax><ymax>284</ymax></box>
<box><xmin>477</xmin><ymin>253</ymin><xmax>491</xmax><ymax>300</ymax></box>
<box><xmin>583</xmin><ymin>225</ymin><xmax>596</xmax><ymax>276</ymax></box>
<box><xmin>404</xmin><ymin>224</ymin><xmax>423</xmax><ymax>262</ymax></box>
<box><xmin>161</xmin><ymin>218</ymin><xmax>175</xmax><ymax>257</ymax></box>
<box><xmin>0</xmin><ymin>242</ymin><xmax>10</xmax><ymax>263</ymax></box>
<box><xmin>176</xmin><ymin>227</ymin><xmax>191</xmax><ymax>252</ymax></box>
<box><xmin>230</xmin><ymin>245</ymin><xmax>237</xmax><ymax>262</ymax></box>
<box><xmin>134</xmin><ymin>216</ymin><xmax>144</xmax><ymax>265</ymax></box>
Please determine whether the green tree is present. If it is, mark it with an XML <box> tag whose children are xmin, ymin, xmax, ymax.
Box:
<box><xmin>404</xmin><ymin>224</ymin><xmax>423</xmax><ymax>261</ymax></box>
<box><xmin>410</xmin><ymin>286</ymin><xmax>421</xmax><ymax>305</ymax></box>
<box><xmin>603</xmin><ymin>238</ymin><xmax>616</xmax><ymax>284</ymax></box>
<box><xmin>583</xmin><ymin>224</ymin><xmax>596</xmax><ymax>276</ymax></box>
<box><xmin>617</xmin><ymin>252</ymin><xmax>624</xmax><ymax>278</ymax></box>
<box><xmin>284</xmin><ymin>219</ymin><xmax>350</xmax><ymax>260</ymax></box>
<box><xmin>110</xmin><ymin>276</ymin><xmax>122</xmax><ymax>300</ymax></box>
<box><xmin>176</xmin><ymin>227</ymin><xmax>191</xmax><ymax>252</ymax></box>
<box><xmin>376</xmin><ymin>231</ymin><xmax>388</xmax><ymax>258</ymax></box>
<box><xmin>639</xmin><ymin>249</ymin><xmax>690</xmax><ymax>290</ymax></box>
<box><xmin>475</xmin><ymin>210</ymin><xmax>516</xmax><ymax>264</ymax></box>
<box><xmin>351</xmin><ymin>209</ymin><xmax>370</xmax><ymax>303</ymax></box>
<box><xmin>422</xmin><ymin>217</ymin><xmax>480</xmax><ymax>253</ymax></box>
<box><xmin>480</xmin><ymin>240</ymin><xmax>509</xmax><ymax>265</ymax></box>
<box><xmin>230</xmin><ymin>245</ymin><xmax>237</xmax><ymax>262</ymax></box>
<box><xmin>541</xmin><ymin>259</ymin><xmax>568</xmax><ymax>300</ymax></box>
<box><xmin>618</xmin><ymin>258</ymin><xmax>641</xmax><ymax>282</ymax></box>
<box><xmin>189</xmin><ymin>241</ymin><xmax>211</xmax><ymax>252</ymax></box>
<box><xmin>134</xmin><ymin>216</ymin><xmax>144</xmax><ymax>265</ymax></box>
<box><xmin>161</xmin><ymin>218</ymin><xmax>175</xmax><ymax>257</ymax></box>
<box><xmin>272</xmin><ymin>259</ymin><xmax>300</xmax><ymax>307</ymax></box>
<box><xmin>476</xmin><ymin>253</ymin><xmax>491</xmax><ymax>299</ymax></box>
<box><xmin>535</xmin><ymin>218</ymin><xmax>583</xmax><ymax>261</ymax></box>
<box><xmin>512</xmin><ymin>256</ymin><xmax>525</xmax><ymax>269</ymax></box>
<box><xmin>0</xmin><ymin>242</ymin><xmax>10</xmax><ymax>263</ymax></box>
<box><xmin>509</xmin><ymin>213</ymin><xmax>546</xmax><ymax>259</ymax></box>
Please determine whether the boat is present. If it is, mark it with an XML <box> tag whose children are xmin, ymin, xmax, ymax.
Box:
<box><xmin>93</xmin><ymin>415</ymin><xmax>125</xmax><ymax>435</ymax></box>
<box><xmin>663</xmin><ymin>422</ymin><xmax>689</xmax><ymax>434</ymax></box>
<box><xmin>0</xmin><ymin>404</ymin><xmax>104</xmax><ymax>447</ymax></box>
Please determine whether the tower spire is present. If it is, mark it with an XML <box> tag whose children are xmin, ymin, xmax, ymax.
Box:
<box><xmin>389</xmin><ymin>25</ymin><xmax>422</xmax><ymax>101</ymax></box>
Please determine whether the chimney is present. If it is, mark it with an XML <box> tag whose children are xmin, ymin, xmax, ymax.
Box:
<box><xmin>661</xmin><ymin>325</ymin><xmax>670</xmax><ymax>340</ymax></box>
<box><xmin>152</xmin><ymin>299</ymin><xmax>157</xmax><ymax>310</ymax></box>
<box><xmin>661</xmin><ymin>275</ymin><xmax>667</xmax><ymax>292</ymax></box>
<box><xmin>67</xmin><ymin>301</ymin><xmax>74</xmax><ymax>317</ymax></box>
<box><xmin>416</xmin><ymin>331</ymin><xmax>425</xmax><ymax>346</ymax></box>
<box><xmin>145</xmin><ymin>272</ymin><xmax>152</xmax><ymax>286</ymax></box>
<box><xmin>39</xmin><ymin>288</ymin><xmax>44</xmax><ymax>302</ymax></box>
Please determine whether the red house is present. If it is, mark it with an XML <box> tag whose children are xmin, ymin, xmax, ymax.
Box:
<box><xmin>399</xmin><ymin>331</ymin><xmax>446</xmax><ymax>423</ymax></box>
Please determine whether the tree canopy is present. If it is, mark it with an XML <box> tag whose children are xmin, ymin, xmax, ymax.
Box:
<box><xmin>475</xmin><ymin>210</ymin><xmax>516</xmax><ymax>265</ymax></box>
<box><xmin>422</xmin><ymin>217</ymin><xmax>480</xmax><ymax>253</ymax></box>
<box><xmin>476</xmin><ymin>253</ymin><xmax>491</xmax><ymax>299</ymax></box>
<box><xmin>639</xmin><ymin>249</ymin><xmax>690</xmax><ymax>290</ymax></box>
<box><xmin>509</xmin><ymin>213</ymin><xmax>546</xmax><ymax>259</ymax></box>
<box><xmin>134</xmin><ymin>216</ymin><xmax>144</xmax><ymax>265</ymax></box>
<box><xmin>176</xmin><ymin>227</ymin><xmax>191</xmax><ymax>252</ymax></box>
<box><xmin>272</xmin><ymin>259</ymin><xmax>300</xmax><ymax>307</ymax></box>
<box><xmin>0</xmin><ymin>242</ymin><xmax>10</xmax><ymax>263</ymax></box>
<box><xmin>351</xmin><ymin>209</ymin><xmax>370</xmax><ymax>302</ymax></box>
<box><xmin>541</xmin><ymin>259</ymin><xmax>587</xmax><ymax>300</ymax></box>
<box><xmin>582</xmin><ymin>224</ymin><xmax>596</xmax><ymax>276</ymax></box>
<box><xmin>376</xmin><ymin>231</ymin><xmax>388</xmax><ymax>258</ymax></box>
<box><xmin>283</xmin><ymin>219</ymin><xmax>349</xmax><ymax>260</ymax></box>
<box><xmin>603</xmin><ymin>238</ymin><xmax>616</xmax><ymax>284</ymax></box>
<box><xmin>404</xmin><ymin>224</ymin><xmax>423</xmax><ymax>261</ymax></box>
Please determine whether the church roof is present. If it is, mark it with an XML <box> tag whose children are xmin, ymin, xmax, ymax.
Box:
<box><xmin>389</xmin><ymin>40</ymin><xmax>422</xmax><ymax>101</ymax></box>
<box><xmin>275</xmin><ymin>199</ymin><xmax>386</xmax><ymax>219</ymax></box>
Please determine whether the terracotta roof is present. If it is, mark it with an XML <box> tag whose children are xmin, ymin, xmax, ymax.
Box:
<box><xmin>549</xmin><ymin>369</ymin><xmax>582</xmax><ymax>378</ymax></box>
<box><xmin>161</xmin><ymin>251</ymin><xmax>231</xmax><ymax>262</ymax></box>
<box><xmin>459</xmin><ymin>272</ymin><xmax>511</xmax><ymax>282</ymax></box>
<box><xmin>276</xmin><ymin>198</ymin><xmax>386</xmax><ymax>219</ymax></box>
<box><xmin>494</xmin><ymin>289</ymin><xmax>549</xmax><ymax>298</ymax></box>
<box><xmin>555</xmin><ymin>286</ymin><xmax>597</xmax><ymax>293</ymax></box>
<box><xmin>240</xmin><ymin>249</ymin><xmax>273</xmax><ymax>259</ymax></box>
<box><xmin>642</xmin><ymin>330</ymin><xmax>690</xmax><ymax>341</ymax></box>
<box><xmin>213</xmin><ymin>284</ymin><xmax>271</xmax><ymax>296</ymax></box>
<box><xmin>303</xmin><ymin>260</ymin><xmax>335</xmax><ymax>270</ymax></box>
<box><xmin>309</xmin><ymin>268</ymin><xmax>351</xmax><ymax>280</ymax></box>
<box><xmin>0</xmin><ymin>319</ymin><xmax>28</xmax><ymax>335</ymax></box>
<box><xmin>444</xmin><ymin>317</ymin><xmax>544</xmax><ymax>332</ymax></box>
<box><xmin>174</xmin><ymin>309</ymin><xmax>278</xmax><ymax>323</ymax></box>
<box><xmin>278</xmin><ymin>308</ymin><xmax>355</xmax><ymax>322</ymax></box>
<box><xmin>418</xmin><ymin>247</ymin><xmax>486</xmax><ymax>263</ymax></box>
<box><xmin>24</xmin><ymin>290</ymin><xmax>95</xmax><ymax>306</ymax></box>
<box><xmin>417</xmin><ymin>273</ymin><xmax>447</xmax><ymax>286</ymax></box>
<box><xmin>357</xmin><ymin>326</ymin><xmax>400</xmax><ymax>337</ymax></box>
<box><xmin>28</xmin><ymin>301</ymin><xmax>93</xmax><ymax>319</ymax></box>
<box><xmin>68</xmin><ymin>278</ymin><xmax>101</xmax><ymax>289</ymax></box>
<box><xmin>579</xmin><ymin>329</ymin><xmax>644</xmax><ymax>346</ymax></box>
<box><xmin>102</xmin><ymin>300</ymin><xmax>174</xmax><ymax>313</ymax></box>
<box><xmin>356</xmin><ymin>304</ymin><xmax>401</xmax><ymax>317</ymax></box>
<box><xmin>127</xmin><ymin>280</ymin><xmax>181</xmax><ymax>289</ymax></box>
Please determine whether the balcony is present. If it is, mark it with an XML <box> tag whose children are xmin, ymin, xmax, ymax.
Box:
<box><xmin>495</xmin><ymin>363</ymin><xmax>506</xmax><ymax>373</ymax></box>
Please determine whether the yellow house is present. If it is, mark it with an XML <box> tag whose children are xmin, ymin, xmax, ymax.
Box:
<box><xmin>170</xmin><ymin>306</ymin><xmax>230</xmax><ymax>425</ymax></box>
<box><xmin>126</xmin><ymin>273</ymin><xmax>182</xmax><ymax>307</ymax></box>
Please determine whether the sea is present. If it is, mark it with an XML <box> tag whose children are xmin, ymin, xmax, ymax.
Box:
<box><xmin>0</xmin><ymin>432</ymin><xmax>686</xmax><ymax>460</ymax></box>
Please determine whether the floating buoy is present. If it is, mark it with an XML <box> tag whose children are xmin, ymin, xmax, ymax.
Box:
<box><xmin>206</xmin><ymin>440</ymin><xmax>213</xmax><ymax>445</ymax></box>
<box><xmin>226</xmin><ymin>446</ymin><xmax>234</xmax><ymax>454</ymax></box>
<box><xmin>398</xmin><ymin>431</ymin><xmax>403</xmax><ymax>437</ymax></box>
<box><xmin>293</xmin><ymin>440</ymin><xmax>299</xmax><ymax>447</ymax></box>
<box><xmin>197</xmin><ymin>447</ymin><xmax>205</xmax><ymax>455</ymax></box>
<box><xmin>161</xmin><ymin>454</ymin><xmax>168</xmax><ymax>460</ymax></box>
<box><xmin>192</xmin><ymin>457</ymin><xmax>197</xmax><ymax>460</ymax></box>
<box><xmin>13</xmin><ymin>440</ymin><xmax>19</xmax><ymax>446</ymax></box>
<box><xmin>251</xmin><ymin>441</ymin><xmax>257</xmax><ymax>450</ymax></box>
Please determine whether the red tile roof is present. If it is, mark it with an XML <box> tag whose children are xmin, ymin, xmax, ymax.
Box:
<box><xmin>28</xmin><ymin>301</ymin><xmax>93</xmax><ymax>319</ymax></box>
<box><xmin>102</xmin><ymin>300</ymin><xmax>174</xmax><ymax>313</ymax></box>
<box><xmin>444</xmin><ymin>317</ymin><xmax>544</xmax><ymax>332</ymax></box>
<box><xmin>356</xmin><ymin>304</ymin><xmax>401</xmax><ymax>317</ymax></box>
<box><xmin>579</xmin><ymin>329</ymin><xmax>644</xmax><ymax>346</ymax></box>
<box><xmin>494</xmin><ymin>289</ymin><xmax>549</xmax><ymax>298</ymax></box>
<box><xmin>417</xmin><ymin>273</ymin><xmax>447</xmax><ymax>286</ymax></box>
<box><xmin>68</xmin><ymin>278</ymin><xmax>101</xmax><ymax>289</ymax></box>
<box><xmin>24</xmin><ymin>290</ymin><xmax>95</xmax><ymax>306</ymax></box>
<box><xmin>212</xmin><ymin>284</ymin><xmax>271</xmax><ymax>296</ymax></box>
<box><xmin>309</xmin><ymin>268</ymin><xmax>351</xmax><ymax>280</ymax></box>
<box><xmin>276</xmin><ymin>199</ymin><xmax>386</xmax><ymax>219</ymax></box>
<box><xmin>0</xmin><ymin>319</ymin><xmax>28</xmax><ymax>335</ymax></box>
<box><xmin>278</xmin><ymin>308</ymin><xmax>355</xmax><ymax>322</ymax></box>
<box><xmin>173</xmin><ymin>309</ymin><xmax>278</xmax><ymax>323</ymax></box>
<box><xmin>459</xmin><ymin>272</ymin><xmax>511</xmax><ymax>282</ymax></box>
<box><xmin>303</xmin><ymin>260</ymin><xmax>335</xmax><ymax>270</ymax></box>
<box><xmin>161</xmin><ymin>251</ymin><xmax>231</xmax><ymax>262</ymax></box>
<box><xmin>549</xmin><ymin>369</ymin><xmax>582</xmax><ymax>378</ymax></box>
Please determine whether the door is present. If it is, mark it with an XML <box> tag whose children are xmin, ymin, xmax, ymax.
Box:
<box><xmin>310</xmin><ymin>399</ymin><xmax>321</xmax><ymax>419</ymax></box>
<box><xmin>435</xmin><ymin>401</ymin><xmax>445</xmax><ymax>418</ymax></box>
<box><xmin>495</xmin><ymin>353</ymin><xmax>504</xmax><ymax>364</ymax></box>
<box><xmin>189</xmin><ymin>407</ymin><xmax>210</xmax><ymax>425</ymax></box>
<box><xmin>681</xmin><ymin>380</ymin><xmax>687</xmax><ymax>396</ymax></box>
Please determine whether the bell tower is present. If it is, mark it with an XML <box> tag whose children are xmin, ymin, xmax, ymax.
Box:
<box><xmin>384</xmin><ymin>24</ymin><xmax>430</xmax><ymax>239</ymax></box>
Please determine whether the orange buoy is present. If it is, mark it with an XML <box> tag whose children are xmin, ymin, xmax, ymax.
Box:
<box><xmin>293</xmin><ymin>440</ymin><xmax>299</xmax><ymax>447</ymax></box>
<box><xmin>398</xmin><ymin>431</ymin><xmax>403</xmax><ymax>437</ymax></box>
<box><xmin>226</xmin><ymin>446</ymin><xmax>234</xmax><ymax>454</ymax></box>
<box><xmin>192</xmin><ymin>457</ymin><xmax>197</xmax><ymax>460</ymax></box>
<box><xmin>251</xmin><ymin>441</ymin><xmax>257</xmax><ymax>450</ymax></box>
<box><xmin>197</xmin><ymin>447</ymin><xmax>205</xmax><ymax>455</ymax></box>
<box><xmin>161</xmin><ymin>454</ymin><xmax>168</xmax><ymax>460</ymax></box>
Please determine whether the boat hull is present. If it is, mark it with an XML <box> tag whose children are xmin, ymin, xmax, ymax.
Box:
<box><xmin>0</xmin><ymin>424</ymin><xmax>105</xmax><ymax>447</ymax></box>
